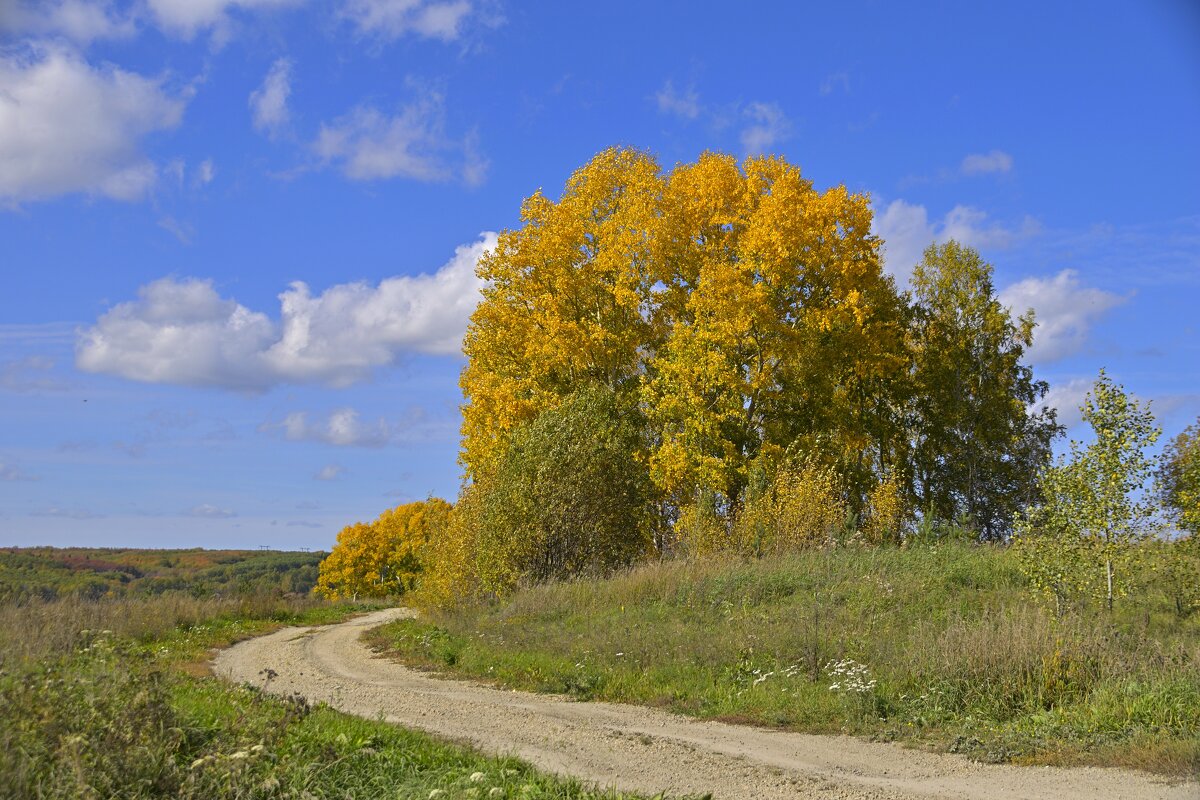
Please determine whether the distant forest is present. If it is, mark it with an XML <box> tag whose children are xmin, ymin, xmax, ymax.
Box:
<box><xmin>0</xmin><ymin>547</ymin><xmax>324</xmax><ymax>602</ymax></box>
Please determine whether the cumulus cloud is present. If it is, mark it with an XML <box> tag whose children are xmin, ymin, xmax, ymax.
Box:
<box><xmin>186</xmin><ymin>503</ymin><xmax>237</xmax><ymax>518</ymax></box>
<box><xmin>872</xmin><ymin>199</ymin><xmax>1039</xmax><ymax>282</ymax></box>
<box><xmin>341</xmin><ymin>0</ymin><xmax>473</xmax><ymax>42</ymax></box>
<box><xmin>0</xmin><ymin>44</ymin><xmax>187</xmax><ymax>205</ymax></box>
<box><xmin>999</xmin><ymin>270</ymin><xmax>1127</xmax><ymax>363</ymax></box>
<box><xmin>740</xmin><ymin>101</ymin><xmax>791</xmax><ymax>154</ymax></box>
<box><xmin>143</xmin><ymin>0</ymin><xmax>301</xmax><ymax>42</ymax></box>
<box><xmin>0</xmin><ymin>0</ymin><xmax>137</xmax><ymax>44</ymax></box>
<box><xmin>961</xmin><ymin>149</ymin><xmax>1014</xmax><ymax>176</ymax></box>
<box><xmin>249</xmin><ymin>58</ymin><xmax>291</xmax><ymax>136</ymax></box>
<box><xmin>314</xmin><ymin>464</ymin><xmax>345</xmax><ymax>481</ymax></box>
<box><xmin>76</xmin><ymin>233</ymin><xmax>497</xmax><ymax>390</ymax></box>
<box><xmin>315</xmin><ymin>90</ymin><xmax>485</xmax><ymax>184</ymax></box>
<box><xmin>655</xmin><ymin>80</ymin><xmax>700</xmax><ymax>120</ymax></box>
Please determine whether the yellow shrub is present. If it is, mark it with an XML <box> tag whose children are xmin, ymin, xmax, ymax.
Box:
<box><xmin>315</xmin><ymin>499</ymin><xmax>451</xmax><ymax>600</ymax></box>
<box><xmin>863</xmin><ymin>473</ymin><xmax>906</xmax><ymax>545</ymax></box>
<box><xmin>736</xmin><ymin>462</ymin><xmax>846</xmax><ymax>554</ymax></box>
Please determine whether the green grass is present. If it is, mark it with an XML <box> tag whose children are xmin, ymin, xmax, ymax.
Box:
<box><xmin>368</xmin><ymin>543</ymin><xmax>1200</xmax><ymax>777</ymax></box>
<box><xmin>0</xmin><ymin>594</ymin><xmax>684</xmax><ymax>799</ymax></box>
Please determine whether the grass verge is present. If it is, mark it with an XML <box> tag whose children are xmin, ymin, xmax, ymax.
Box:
<box><xmin>0</xmin><ymin>595</ymin><xmax>682</xmax><ymax>799</ymax></box>
<box><xmin>367</xmin><ymin>544</ymin><xmax>1200</xmax><ymax>778</ymax></box>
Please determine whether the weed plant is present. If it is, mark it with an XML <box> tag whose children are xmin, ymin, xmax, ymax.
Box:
<box><xmin>371</xmin><ymin>543</ymin><xmax>1200</xmax><ymax>776</ymax></box>
<box><xmin>0</xmin><ymin>594</ymin><xmax>673</xmax><ymax>799</ymax></box>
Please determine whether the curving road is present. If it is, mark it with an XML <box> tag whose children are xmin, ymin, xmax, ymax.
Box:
<box><xmin>212</xmin><ymin>608</ymin><xmax>1194</xmax><ymax>800</ymax></box>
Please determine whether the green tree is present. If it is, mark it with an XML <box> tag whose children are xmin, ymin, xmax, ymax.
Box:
<box><xmin>1014</xmin><ymin>370</ymin><xmax>1161</xmax><ymax>611</ymax></box>
<box><xmin>1160</xmin><ymin>418</ymin><xmax>1200</xmax><ymax>535</ymax></box>
<box><xmin>474</xmin><ymin>385</ymin><xmax>653</xmax><ymax>593</ymax></box>
<box><xmin>908</xmin><ymin>241</ymin><xmax>1060</xmax><ymax>540</ymax></box>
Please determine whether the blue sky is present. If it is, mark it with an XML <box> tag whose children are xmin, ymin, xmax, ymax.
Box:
<box><xmin>1</xmin><ymin>0</ymin><xmax>1197</xmax><ymax>549</ymax></box>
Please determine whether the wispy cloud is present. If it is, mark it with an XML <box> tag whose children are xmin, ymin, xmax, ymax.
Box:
<box><xmin>655</xmin><ymin>80</ymin><xmax>700</xmax><ymax>120</ymax></box>
<box><xmin>961</xmin><ymin>149</ymin><xmax>1013</xmax><ymax>176</ymax></box>
<box><xmin>250</xmin><ymin>58</ymin><xmax>291</xmax><ymax>137</ymax></box>
<box><xmin>340</xmin><ymin>0</ymin><xmax>475</xmax><ymax>42</ymax></box>
<box><xmin>740</xmin><ymin>102</ymin><xmax>791</xmax><ymax>154</ymax></box>
<box><xmin>314</xmin><ymin>464</ymin><xmax>345</xmax><ymax>481</ymax></box>
<box><xmin>186</xmin><ymin>503</ymin><xmax>237</xmax><ymax>518</ymax></box>
<box><xmin>314</xmin><ymin>86</ymin><xmax>486</xmax><ymax>185</ymax></box>
<box><xmin>819</xmin><ymin>71</ymin><xmax>849</xmax><ymax>96</ymax></box>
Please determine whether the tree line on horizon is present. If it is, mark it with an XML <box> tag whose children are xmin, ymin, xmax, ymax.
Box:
<box><xmin>315</xmin><ymin>147</ymin><xmax>1199</xmax><ymax>612</ymax></box>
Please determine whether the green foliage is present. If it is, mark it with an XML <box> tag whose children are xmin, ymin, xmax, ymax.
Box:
<box><xmin>0</xmin><ymin>602</ymin><xmax>665</xmax><ymax>800</ymax></box>
<box><xmin>474</xmin><ymin>386</ymin><xmax>654</xmax><ymax>594</ymax></box>
<box><xmin>1014</xmin><ymin>370</ymin><xmax>1162</xmax><ymax>611</ymax></box>
<box><xmin>1160</xmin><ymin>418</ymin><xmax>1200</xmax><ymax>535</ymax></box>
<box><xmin>908</xmin><ymin>242</ymin><xmax>1061</xmax><ymax>540</ymax></box>
<box><xmin>371</xmin><ymin>543</ymin><xmax>1200</xmax><ymax>776</ymax></box>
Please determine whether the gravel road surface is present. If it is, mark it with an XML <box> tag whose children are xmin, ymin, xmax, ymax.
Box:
<box><xmin>212</xmin><ymin>608</ymin><xmax>1195</xmax><ymax>800</ymax></box>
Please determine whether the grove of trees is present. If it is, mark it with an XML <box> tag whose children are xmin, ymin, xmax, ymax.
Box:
<box><xmin>314</xmin><ymin>147</ymin><xmax>1197</xmax><ymax>612</ymax></box>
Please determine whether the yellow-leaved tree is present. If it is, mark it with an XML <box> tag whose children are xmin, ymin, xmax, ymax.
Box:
<box><xmin>315</xmin><ymin>499</ymin><xmax>451</xmax><ymax>600</ymax></box>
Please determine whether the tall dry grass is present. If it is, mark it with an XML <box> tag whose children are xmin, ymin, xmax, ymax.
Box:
<box><xmin>0</xmin><ymin>593</ymin><xmax>323</xmax><ymax>667</ymax></box>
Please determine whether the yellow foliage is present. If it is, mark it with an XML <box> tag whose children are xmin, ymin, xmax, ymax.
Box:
<box><xmin>460</xmin><ymin>147</ymin><xmax>907</xmax><ymax>510</ymax></box>
<box><xmin>734</xmin><ymin>462</ymin><xmax>847</xmax><ymax>554</ymax></box>
<box><xmin>863</xmin><ymin>473</ymin><xmax>906</xmax><ymax>545</ymax></box>
<box><xmin>674</xmin><ymin>493</ymin><xmax>730</xmax><ymax>557</ymax></box>
<box><xmin>315</xmin><ymin>499</ymin><xmax>451</xmax><ymax>600</ymax></box>
<box><xmin>409</xmin><ymin>488</ymin><xmax>484</xmax><ymax>609</ymax></box>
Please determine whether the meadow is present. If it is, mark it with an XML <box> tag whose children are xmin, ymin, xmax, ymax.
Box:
<box><xmin>370</xmin><ymin>542</ymin><xmax>1200</xmax><ymax>778</ymax></box>
<box><xmin>0</xmin><ymin>552</ymin><xmax>677</xmax><ymax>800</ymax></box>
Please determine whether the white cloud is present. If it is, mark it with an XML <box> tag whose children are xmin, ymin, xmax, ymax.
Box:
<box><xmin>0</xmin><ymin>0</ymin><xmax>137</xmax><ymax>44</ymax></box>
<box><xmin>0</xmin><ymin>44</ymin><xmax>187</xmax><ymax>205</ymax></box>
<box><xmin>315</xmin><ymin>91</ymin><xmax>483</xmax><ymax>184</ymax></box>
<box><xmin>0</xmin><ymin>356</ymin><xmax>69</xmax><ymax>393</ymax></box>
<box><xmin>872</xmin><ymin>199</ymin><xmax>1040</xmax><ymax>283</ymax></box>
<box><xmin>1035</xmin><ymin>377</ymin><xmax>1094</xmax><ymax>429</ymax></box>
<box><xmin>819</xmin><ymin>71</ymin><xmax>849</xmax><ymax>96</ymax></box>
<box><xmin>194</xmin><ymin>158</ymin><xmax>215</xmax><ymax>186</ymax></box>
<box><xmin>341</xmin><ymin>0</ymin><xmax>473</xmax><ymax>42</ymax></box>
<box><xmin>656</xmin><ymin>80</ymin><xmax>700</xmax><ymax>120</ymax></box>
<box><xmin>276</xmin><ymin>408</ymin><xmax>391</xmax><ymax>447</ymax></box>
<box><xmin>961</xmin><ymin>149</ymin><xmax>1014</xmax><ymax>176</ymax></box>
<box><xmin>249</xmin><ymin>58</ymin><xmax>291</xmax><ymax>136</ymax></box>
<box><xmin>76</xmin><ymin>233</ymin><xmax>497</xmax><ymax>390</ymax></box>
<box><xmin>314</xmin><ymin>464</ymin><xmax>345</xmax><ymax>481</ymax></box>
<box><xmin>740</xmin><ymin>101</ymin><xmax>791</xmax><ymax>154</ymax></box>
<box><xmin>999</xmin><ymin>269</ymin><xmax>1127</xmax><ymax>363</ymax></box>
<box><xmin>0</xmin><ymin>461</ymin><xmax>38</xmax><ymax>481</ymax></box>
<box><xmin>186</xmin><ymin>503</ymin><xmax>237</xmax><ymax>518</ymax></box>
<box><xmin>143</xmin><ymin>0</ymin><xmax>300</xmax><ymax>41</ymax></box>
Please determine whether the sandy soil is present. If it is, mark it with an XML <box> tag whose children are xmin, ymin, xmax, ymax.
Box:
<box><xmin>212</xmin><ymin>608</ymin><xmax>1195</xmax><ymax>799</ymax></box>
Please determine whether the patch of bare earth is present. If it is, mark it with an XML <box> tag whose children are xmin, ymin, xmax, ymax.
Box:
<box><xmin>213</xmin><ymin>609</ymin><xmax>1195</xmax><ymax>800</ymax></box>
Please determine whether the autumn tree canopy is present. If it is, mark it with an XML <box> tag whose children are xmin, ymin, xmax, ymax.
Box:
<box><xmin>461</xmin><ymin>148</ymin><xmax>909</xmax><ymax>513</ymax></box>
<box><xmin>316</xmin><ymin>499</ymin><xmax>451</xmax><ymax>600</ymax></box>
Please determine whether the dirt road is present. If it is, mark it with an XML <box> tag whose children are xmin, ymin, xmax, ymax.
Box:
<box><xmin>212</xmin><ymin>608</ymin><xmax>1194</xmax><ymax>799</ymax></box>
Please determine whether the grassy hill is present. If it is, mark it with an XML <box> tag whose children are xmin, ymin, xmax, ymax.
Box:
<box><xmin>0</xmin><ymin>546</ymin><xmax>325</xmax><ymax>602</ymax></box>
<box><xmin>370</xmin><ymin>542</ymin><xmax>1200</xmax><ymax>777</ymax></box>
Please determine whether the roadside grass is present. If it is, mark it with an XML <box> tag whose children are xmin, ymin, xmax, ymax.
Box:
<box><xmin>0</xmin><ymin>595</ymin><xmax>680</xmax><ymax>799</ymax></box>
<box><xmin>368</xmin><ymin>543</ymin><xmax>1200</xmax><ymax>777</ymax></box>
